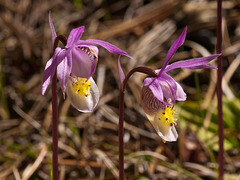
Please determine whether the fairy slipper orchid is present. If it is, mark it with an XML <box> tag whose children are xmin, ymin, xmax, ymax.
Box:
<box><xmin>140</xmin><ymin>27</ymin><xmax>221</xmax><ymax>141</ymax></box>
<box><xmin>117</xmin><ymin>26</ymin><xmax>221</xmax><ymax>141</ymax></box>
<box><xmin>42</xmin><ymin>13</ymin><xmax>132</xmax><ymax>112</ymax></box>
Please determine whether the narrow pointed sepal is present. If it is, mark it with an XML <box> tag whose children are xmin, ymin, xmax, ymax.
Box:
<box><xmin>49</xmin><ymin>12</ymin><xmax>57</xmax><ymax>50</ymax></box>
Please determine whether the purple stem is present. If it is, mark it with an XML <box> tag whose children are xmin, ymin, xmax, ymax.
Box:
<box><xmin>51</xmin><ymin>35</ymin><xmax>67</xmax><ymax>180</ymax></box>
<box><xmin>52</xmin><ymin>72</ymin><xmax>58</xmax><ymax>180</ymax></box>
<box><xmin>217</xmin><ymin>0</ymin><xmax>224</xmax><ymax>179</ymax></box>
<box><xmin>118</xmin><ymin>67</ymin><xmax>157</xmax><ymax>180</ymax></box>
<box><xmin>119</xmin><ymin>91</ymin><xmax>125</xmax><ymax>180</ymax></box>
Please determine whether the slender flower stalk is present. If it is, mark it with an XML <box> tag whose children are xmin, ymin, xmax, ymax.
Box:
<box><xmin>118</xmin><ymin>62</ymin><xmax>157</xmax><ymax>180</ymax></box>
<box><xmin>51</xmin><ymin>35</ymin><xmax>67</xmax><ymax>180</ymax></box>
<box><xmin>217</xmin><ymin>0</ymin><xmax>224</xmax><ymax>179</ymax></box>
<box><xmin>52</xmin><ymin>72</ymin><xmax>58</xmax><ymax>180</ymax></box>
<box><xmin>118</xmin><ymin>90</ymin><xmax>124</xmax><ymax>180</ymax></box>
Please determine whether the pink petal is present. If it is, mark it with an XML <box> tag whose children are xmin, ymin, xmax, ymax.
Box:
<box><xmin>175</xmin><ymin>82</ymin><xmax>187</xmax><ymax>101</ymax></box>
<box><xmin>66</xmin><ymin>26</ymin><xmax>85</xmax><ymax>48</ymax></box>
<box><xmin>144</xmin><ymin>77</ymin><xmax>164</xmax><ymax>104</ymax></box>
<box><xmin>164</xmin><ymin>54</ymin><xmax>220</xmax><ymax>72</ymax></box>
<box><xmin>71</xmin><ymin>46</ymin><xmax>98</xmax><ymax>79</ymax></box>
<box><xmin>49</xmin><ymin>12</ymin><xmax>57</xmax><ymax>50</ymax></box>
<box><xmin>42</xmin><ymin>48</ymin><xmax>65</xmax><ymax>95</ymax></box>
<box><xmin>84</xmin><ymin>39</ymin><xmax>133</xmax><ymax>59</ymax></box>
<box><xmin>144</xmin><ymin>73</ymin><xmax>186</xmax><ymax>105</ymax></box>
<box><xmin>158</xmin><ymin>26</ymin><xmax>187</xmax><ymax>77</ymax></box>
<box><xmin>57</xmin><ymin>49</ymin><xmax>72</xmax><ymax>92</ymax></box>
<box><xmin>42</xmin><ymin>57</ymin><xmax>56</xmax><ymax>95</ymax></box>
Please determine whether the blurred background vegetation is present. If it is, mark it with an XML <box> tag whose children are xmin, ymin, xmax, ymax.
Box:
<box><xmin>0</xmin><ymin>0</ymin><xmax>240</xmax><ymax>179</ymax></box>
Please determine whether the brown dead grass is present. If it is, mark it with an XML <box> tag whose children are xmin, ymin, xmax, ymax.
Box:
<box><xmin>0</xmin><ymin>0</ymin><xmax>240</xmax><ymax>179</ymax></box>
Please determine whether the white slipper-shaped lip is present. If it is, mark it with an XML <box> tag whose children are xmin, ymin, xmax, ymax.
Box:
<box><xmin>66</xmin><ymin>76</ymin><xmax>99</xmax><ymax>112</ymax></box>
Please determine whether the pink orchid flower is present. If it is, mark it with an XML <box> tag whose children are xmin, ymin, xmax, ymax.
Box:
<box><xmin>119</xmin><ymin>27</ymin><xmax>220</xmax><ymax>142</ymax></box>
<box><xmin>43</xmin><ymin>13</ymin><xmax>132</xmax><ymax>112</ymax></box>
